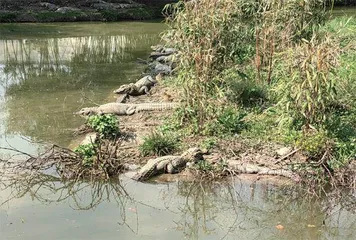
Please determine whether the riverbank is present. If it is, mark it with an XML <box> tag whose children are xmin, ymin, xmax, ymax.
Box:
<box><xmin>1</xmin><ymin>1</ymin><xmax>354</xmax><ymax>191</ymax></box>
<box><xmin>124</xmin><ymin>1</ymin><xmax>355</xmax><ymax>189</ymax></box>
<box><xmin>70</xmin><ymin>64</ymin><xmax>304</xmax><ymax>183</ymax></box>
<box><xmin>0</xmin><ymin>0</ymin><xmax>175</xmax><ymax>23</ymax></box>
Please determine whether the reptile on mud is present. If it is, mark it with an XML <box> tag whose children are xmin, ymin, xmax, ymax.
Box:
<box><xmin>114</xmin><ymin>75</ymin><xmax>157</xmax><ymax>96</ymax></box>
<box><xmin>132</xmin><ymin>147</ymin><xmax>204</xmax><ymax>181</ymax></box>
<box><xmin>75</xmin><ymin>102</ymin><xmax>179</xmax><ymax>116</ymax></box>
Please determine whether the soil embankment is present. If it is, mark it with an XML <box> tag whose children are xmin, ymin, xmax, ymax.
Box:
<box><xmin>0</xmin><ymin>0</ymin><xmax>177</xmax><ymax>22</ymax></box>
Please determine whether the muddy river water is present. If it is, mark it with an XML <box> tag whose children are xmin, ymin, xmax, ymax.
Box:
<box><xmin>0</xmin><ymin>20</ymin><xmax>355</xmax><ymax>239</ymax></box>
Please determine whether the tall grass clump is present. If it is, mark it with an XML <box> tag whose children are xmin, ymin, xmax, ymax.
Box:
<box><xmin>254</xmin><ymin>0</ymin><xmax>331</xmax><ymax>83</ymax></box>
<box><xmin>163</xmin><ymin>0</ymin><xmax>256</xmax><ymax>124</ymax></box>
<box><xmin>163</xmin><ymin>0</ymin><xmax>332</xmax><ymax>128</ymax></box>
<box><xmin>139</xmin><ymin>132</ymin><xmax>179</xmax><ymax>156</ymax></box>
<box><xmin>273</xmin><ymin>36</ymin><xmax>340</xmax><ymax>129</ymax></box>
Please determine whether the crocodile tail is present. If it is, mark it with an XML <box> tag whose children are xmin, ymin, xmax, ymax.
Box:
<box><xmin>136</xmin><ymin>103</ymin><xmax>179</xmax><ymax>112</ymax></box>
<box><xmin>132</xmin><ymin>173</ymin><xmax>143</xmax><ymax>181</ymax></box>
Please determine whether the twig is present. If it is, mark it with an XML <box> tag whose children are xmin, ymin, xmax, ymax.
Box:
<box><xmin>274</xmin><ymin>148</ymin><xmax>300</xmax><ymax>164</ymax></box>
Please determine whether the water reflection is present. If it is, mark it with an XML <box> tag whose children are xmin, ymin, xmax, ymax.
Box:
<box><xmin>0</xmin><ymin>23</ymin><xmax>161</xmax><ymax>148</ymax></box>
<box><xmin>1</xmin><ymin>173</ymin><xmax>355</xmax><ymax>240</ymax></box>
<box><xmin>1</xmin><ymin>34</ymin><xmax>153</xmax><ymax>91</ymax></box>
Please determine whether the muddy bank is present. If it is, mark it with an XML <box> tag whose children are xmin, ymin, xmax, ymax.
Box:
<box><xmin>28</xmin><ymin>45</ymin><xmax>302</xmax><ymax>184</ymax></box>
<box><xmin>0</xmin><ymin>0</ymin><xmax>177</xmax><ymax>23</ymax></box>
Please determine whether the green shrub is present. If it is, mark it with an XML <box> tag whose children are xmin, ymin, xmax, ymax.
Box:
<box><xmin>74</xmin><ymin>143</ymin><xmax>97</xmax><ymax>167</ymax></box>
<box><xmin>217</xmin><ymin>108</ymin><xmax>247</xmax><ymax>134</ymax></box>
<box><xmin>87</xmin><ymin>114</ymin><xmax>119</xmax><ymax>139</ymax></box>
<box><xmin>200</xmin><ymin>137</ymin><xmax>217</xmax><ymax>151</ymax></box>
<box><xmin>139</xmin><ymin>132</ymin><xmax>179</xmax><ymax>156</ymax></box>
<box><xmin>200</xmin><ymin>108</ymin><xmax>247</xmax><ymax>136</ymax></box>
<box><xmin>163</xmin><ymin>0</ymin><xmax>256</xmax><ymax>123</ymax></box>
<box><xmin>195</xmin><ymin>161</ymin><xmax>214</xmax><ymax>172</ymax></box>
<box><xmin>273</xmin><ymin>36</ymin><xmax>340</xmax><ymax>129</ymax></box>
<box><xmin>222</xmin><ymin>68</ymin><xmax>267</xmax><ymax>107</ymax></box>
<box><xmin>0</xmin><ymin>11</ymin><xmax>17</xmax><ymax>22</ymax></box>
<box><xmin>295</xmin><ymin>130</ymin><xmax>329</xmax><ymax>157</ymax></box>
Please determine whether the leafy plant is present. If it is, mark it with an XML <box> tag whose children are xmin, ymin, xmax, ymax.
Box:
<box><xmin>200</xmin><ymin>137</ymin><xmax>217</xmax><ymax>151</ymax></box>
<box><xmin>296</xmin><ymin>130</ymin><xmax>329</xmax><ymax>157</ymax></box>
<box><xmin>217</xmin><ymin>108</ymin><xmax>247</xmax><ymax>134</ymax></box>
<box><xmin>196</xmin><ymin>161</ymin><xmax>214</xmax><ymax>172</ymax></box>
<box><xmin>163</xmin><ymin>0</ymin><xmax>331</xmax><ymax>124</ymax></box>
<box><xmin>87</xmin><ymin>114</ymin><xmax>119</xmax><ymax>139</ymax></box>
<box><xmin>222</xmin><ymin>67</ymin><xmax>267</xmax><ymax>107</ymax></box>
<box><xmin>139</xmin><ymin>132</ymin><xmax>179</xmax><ymax>156</ymax></box>
<box><xmin>163</xmin><ymin>0</ymin><xmax>256</xmax><ymax>123</ymax></box>
<box><xmin>274</xmin><ymin>36</ymin><xmax>340</xmax><ymax>128</ymax></box>
<box><xmin>74</xmin><ymin>143</ymin><xmax>97</xmax><ymax>167</ymax></box>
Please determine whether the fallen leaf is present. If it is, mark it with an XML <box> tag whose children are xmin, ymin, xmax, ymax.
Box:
<box><xmin>128</xmin><ymin>207</ymin><xmax>137</xmax><ymax>213</ymax></box>
<box><xmin>276</xmin><ymin>224</ymin><xmax>284</xmax><ymax>230</ymax></box>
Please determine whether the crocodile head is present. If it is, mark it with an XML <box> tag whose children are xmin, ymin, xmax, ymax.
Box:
<box><xmin>147</xmin><ymin>75</ymin><xmax>157</xmax><ymax>84</ymax></box>
<box><xmin>113</xmin><ymin>83</ymin><xmax>134</xmax><ymax>94</ymax></box>
<box><xmin>75</xmin><ymin>107</ymin><xmax>94</xmax><ymax>116</ymax></box>
<box><xmin>181</xmin><ymin>147</ymin><xmax>204</xmax><ymax>162</ymax></box>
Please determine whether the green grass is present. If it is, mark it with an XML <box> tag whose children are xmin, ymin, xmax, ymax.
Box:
<box><xmin>139</xmin><ymin>132</ymin><xmax>179</xmax><ymax>156</ymax></box>
<box><xmin>160</xmin><ymin>3</ymin><xmax>355</xmax><ymax>186</ymax></box>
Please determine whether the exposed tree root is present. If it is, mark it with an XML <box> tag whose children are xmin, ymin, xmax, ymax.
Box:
<box><xmin>1</xmin><ymin>138</ymin><xmax>131</xmax><ymax>181</ymax></box>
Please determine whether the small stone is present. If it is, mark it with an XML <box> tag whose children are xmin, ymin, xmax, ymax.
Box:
<box><xmin>123</xmin><ymin>163</ymin><xmax>140</xmax><ymax>171</ymax></box>
<box><xmin>81</xmin><ymin>133</ymin><xmax>97</xmax><ymax>145</ymax></box>
<box><xmin>55</xmin><ymin>7</ymin><xmax>81</xmax><ymax>14</ymax></box>
<box><xmin>276</xmin><ymin>147</ymin><xmax>292</xmax><ymax>157</ymax></box>
<box><xmin>39</xmin><ymin>2</ymin><xmax>59</xmax><ymax>11</ymax></box>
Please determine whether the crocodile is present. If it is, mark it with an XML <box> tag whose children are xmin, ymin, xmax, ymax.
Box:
<box><xmin>75</xmin><ymin>102</ymin><xmax>179</xmax><ymax>116</ymax></box>
<box><xmin>113</xmin><ymin>75</ymin><xmax>156</xmax><ymax>96</ymax></box>
<box><xmin>132</xmin><ymin>148</ymin><xmax>204</xmax><ymax>181</ymax></box>
<box><xmin>226</xmin><ymin>160</ymin><xmax>301</xmax><ymax>182</ymax></box>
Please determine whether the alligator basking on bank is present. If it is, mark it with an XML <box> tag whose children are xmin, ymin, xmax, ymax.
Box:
<box><xmin>132</xmin><ymin>147</ymin><xmax>204</xmax><ymax>181</ymax></box>
<box><xmin>75</xmin><ymin>102</ymin><xmax>179</xmax><ymax>116</ymax></box>
<box><xmin>114</xmin><ymin>75</ymin><xmax>156</xmax><ymax>96</ymax></box>
<box><xmin>226</xmin><ymin>160</ymin><xmax>301</xmax><ymax>182</ymax></box>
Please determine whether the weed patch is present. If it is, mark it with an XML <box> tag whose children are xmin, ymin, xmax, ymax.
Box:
<box><xmin>140</xmin><ymin>132</ymin><xmax>179</xmax><ymax>156</ymax></box>
<box><xmin>160</xmin><ymin>1</ymin><xmax>355</xmax><ymax>188</ymax></box>
<box><xmin>87</xmin><ymin>114</ymin><xmax>119</xmax><ymax>139</ymax></box>
<box><xmin>74</xmin><ymin>143</ymin><xmax>97</xmax><ymax>167</ymax></box>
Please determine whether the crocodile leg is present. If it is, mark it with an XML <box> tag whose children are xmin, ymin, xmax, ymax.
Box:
<box><xmin>125</xmin><ymin>106</ymin><xmax>137</xmax><ymax>115</ymax></box>
<box><xmin>139</xmin><ymin>86</ymin><xmax>150</xmax><ymax>95</ymax></box>
<box><xmin>116</xmin><ymin>93</ymin><xmax>129</xmax><ymax>103</ymax></box>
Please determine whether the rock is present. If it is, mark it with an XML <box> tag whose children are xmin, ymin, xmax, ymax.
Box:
<box><xmin>93</xmin><ymin>3</ymin><xmax>115</xmax><ymax>10</ymax></box>
<box><xmin>17</xmin><ymin>13</ymin><xmax>38</xmax><ymax>22</ymax></box>
<box><xmin>81</xmin><ymin>133</ymin><xmax>97</xmax><ymax>145</ymax></box>
<box><xmin>276</xmin><ymin>147</ymin><xmax>292</xmax><ymax>157</ymax></box>
<box><xmin>39</xmin><ymin>2</ymin><xmax>58</xmax><ymax>11</ymax></box>
<box><xmin>87</xmin><ymin>0</ymin><xmax>107</xmax><ymax>4</ymax></box>
<box><xmin>55</xmin><ymin>7</ymin><xmax>81</xmax><ymax>14</ymax></box>
<box><xmin>123</xmin><ymin>163</ymin><xmax>140</xmax><ymax>171</ymax></box>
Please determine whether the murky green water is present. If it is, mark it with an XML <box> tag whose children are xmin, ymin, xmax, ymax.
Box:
<box><xmin>0</xmin><ymin>22</ymin><xmax>162</xmax><ymax>154</ymax></box>
<box><xmin>0</xmin><ymin>18</ymin><xmax>356</xmax><ymax>240</ymax></box>
<box><xmin>1</xmin><ymin>175</ymin><xmax>355</xmax><ymax>240</ymax></box>
<box><xmin>331</xmin><ymin>7</ymin><xmax>356</xmax><ymax>17</ymax></box>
